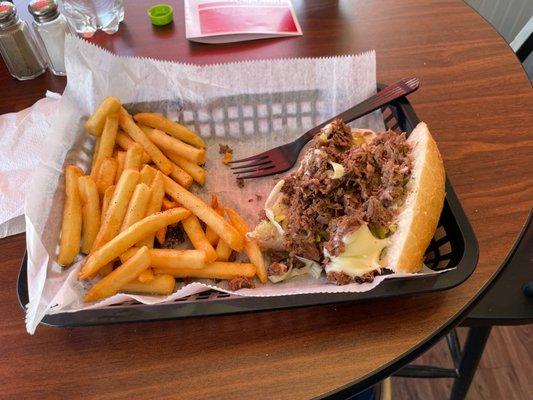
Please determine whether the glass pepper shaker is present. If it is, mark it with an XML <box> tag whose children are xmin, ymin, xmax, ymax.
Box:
<box><xmin>28</xmin><ymin>0</ymin><xmax>72</xmax><ymax>76</ymax></box>
<box><xmin>0</xmin><ymin>1</ymin><xmax>46</xmax><ymax>80</ymax></box>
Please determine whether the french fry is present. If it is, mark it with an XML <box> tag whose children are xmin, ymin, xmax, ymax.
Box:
<box><xmin>138</xmin><ymin>127</ymin><xmax>194</xmax><ymax>188</ymax></box>
<box><xmin>134</xmin><ymin>113</ymin><xmax>205</xmax><ymax>148</ymax></box>
<box><xmin>205</xmin><ymin>227</ymin><xmax>219</xmax><ymax>246</ymax></box>
<box><xmin>101</xmin><ymin>185</ymin><xmax>115</xmax><ymax>224</ymax></box>
<box><xmin>114</xmin><ymin>151</ymin><xmax>126</xmax><ymax>184</ymax></box>
<box><xmin>116</xmin><ymin>131</ymin><xmax>150</xmax><ymax>163</ymax></box>
<box><xmin>95</xmin><ymin>157</ymin><xmax>117</xmax><ymax>195</ymax></box>
<box><xmin>154</xmin><ymin>262</ymin><xmax>256</xmax><ymax>279</ymax></box>
<box><xmin>140</xmin><ymin>163</ymin><xmax>157</xmax><ymax>185</ymax></box>
<box><xmin>169</xmin><ymin>162</ymin><xmax>193</xmax><ymax>189</ymax></box>
<box><xmin>120</xmin><ymin>183</ymin><xmax>151</xmax><ymax>231</ymax></box>
<box><xmin>90</xmin><ymin>114</ymin><xmax>118</xmax><ymax>178</ymax></box>
<box><xmin>120</xmin><ymin>248</ymin><xmax>206</xmax><ymax>269</ymax></box>
<box><xmin>85</xmin><ymin>97</ymin><xmax>121</xmax><ymax>136</ymax></box>
<box><xmin>162</xmin><ymin>198</ymin><xmax>178</xmax><ymax>210</ymax></box>
<box><xmin>155</xmin><ymin>227</ymin><xmax>167</xmax><ymax>245</ymax></box>
<box><xmin>205</xmin><ymin>193</ymin><xmax>220</xmax><ymax>245</ymax></box>
<box><xmin>78</xmin><ymin>176</ymin><xmax>101</xmax><ymax>254</ymax></box>
<box><xmin>80</xmin><ymin>207</ymin><xmax>190</xmax><ymax>279</ymax></box>
<box><xmin>137</xmin><ymin>268</ymin><xmax>154</xmax><ymax>283</ymax></box>
<box><xmin>225</xmin><ymin>207</ymin><xmax>267</xmax><ymax>283</ymax></box>
<box><xmin>145</xmin><ymin>127</ymin><xmax>205</xmax><ymax>164</ymax></box>
<box><xmin>118</xmin><ymin>107</ymin><xmax>173</xmax><ymax>175</ymax></box>
<box><xmin>215</xmin><ymin>238</ymin><xmax>233</xmax><ymax>261</ymax></box>
<box><xmin>156</xmin><ymin>168</ymin><xmax>243</xmax><ymax>251</ymax></box>
<box><xmin>164</xmin><ymin>151</ymin><xmax>206</xmax><ymax>185</ymax></box>
<box><xmin>209</xmin><ymin>194</ymin><xmax>232</xmax><ymax>261</ymax></box>
<box><xmin>58</xmin><ymin>165</ymin><xmax>83</xmax><ymax>266</ymax></box>
<box><xmin>124</xmin><ymin>143</ymin><xmax>143</xmax><ymax>171</ymax></box>
<box><xmin>137</xmin><ymin>172</ymin><xmax>165</xmax><ymax>247</ymax></box>
<box><xmin>121</xmin><ymin>274</ymin><xmax>175</xmax><ymax>295</ymax></box>
<box><xmin>84</xmin><ymin>246</ymin><xmax>151</xmax><ymax>301</ymax></box>
<box><xmin>99</xmin><ymin>263</ymin><xmax>113</xmax><ymax>277</ymax></box>
<box><xmin>92</xmin><ymin>169</ymin><xmax>140</xmax><ymax>252</ymax></box>
<box><xmin>182</xmin><ymin>215</ymin><xmax>218</xmax><ymax>263</ymax></box>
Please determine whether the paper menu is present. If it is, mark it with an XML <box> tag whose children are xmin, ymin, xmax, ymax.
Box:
<box><xmin>184</xmin><ymin>0</ymin><xmax>302</xmax><ymax>43</ymax></box>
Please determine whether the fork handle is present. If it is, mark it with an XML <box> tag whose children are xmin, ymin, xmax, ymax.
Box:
<box><xmin>300</xmin><ymin>77</ymin><xmax>420</xmax><ymax>145</ymax></box>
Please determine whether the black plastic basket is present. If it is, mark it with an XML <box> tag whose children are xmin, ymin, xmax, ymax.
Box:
<box><xmin>17</xmin><ymin>85</ymin><xmax>479</xmax><ymax>327</ymax></box>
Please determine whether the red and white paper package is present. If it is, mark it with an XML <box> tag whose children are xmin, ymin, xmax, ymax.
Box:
<box><xmin>184</xmin><ymin>0</ymin><xmax>302</xmax><ymax>43</ymax></box>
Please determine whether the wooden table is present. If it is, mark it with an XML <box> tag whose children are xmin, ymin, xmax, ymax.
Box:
<box><xmin>1</xmin><ymin>1</ymin><xmax>532</xmax><ymax>398</ymax></box>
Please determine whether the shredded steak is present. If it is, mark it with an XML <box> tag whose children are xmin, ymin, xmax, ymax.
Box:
<box><xmin>280</xmin><ymin>119</ymin><xmax>412</xmax><ymax>262</ymax></box>
<box><xmin>228</xmin><ymin>276</ymin><xmax>254</xmax><ymax>291</ymax></box>
<box><xmin>219</xmin><ymin>144</ymin><xmax>233</xmax><ymax>154</ymax></box>
<box><xmin>326</xmin><ymin>270</ymin><xmax>379</xmax><ymax>285</ymax></box>
<box><xmin>266</xmin><ymin>253</ymin><xmax>306</xmax><ymax>278</ymax></box>
<box><xmin>267</xmin><ymin>262</ymin><xmax>289</xmax><ymax>277</ymax></box>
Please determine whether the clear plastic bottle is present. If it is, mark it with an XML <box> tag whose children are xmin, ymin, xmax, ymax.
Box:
<box><xmin>59</xmin><ymin>0</ymin><xmax>124</xmax><ymax>38</ymax></box>
<box><xmin>28</xmin><ymin>0</ymin><xmax>72</xmax><ymax>76</ymax></box>
<box><xmin>0</xmin><ymin>1</ymin><xmax>46</xmax><ymax>80</ymax></box>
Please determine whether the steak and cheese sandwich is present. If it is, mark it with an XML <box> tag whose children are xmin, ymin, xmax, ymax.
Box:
<box><xmin>251</xmin><ymin>119</ymin><xmax>445</xmax><ymax>285</ymax></box>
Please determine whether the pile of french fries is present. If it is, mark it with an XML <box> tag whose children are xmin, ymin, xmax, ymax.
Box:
<box><xmin>57</xmin><ymin>97</ymin><xmax>266</xmax><ymax>302</ymax></box>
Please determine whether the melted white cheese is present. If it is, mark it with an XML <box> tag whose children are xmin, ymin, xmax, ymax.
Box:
<box><xmin>325</xmin><ymin>224</ymin><xmax>389</xmax><ymax>277</ymax></box>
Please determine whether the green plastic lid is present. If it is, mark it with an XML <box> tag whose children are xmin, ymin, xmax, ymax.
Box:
<box><xmin>148</xmin><ymin>4</ymin><xmax>173</xmax><ymax>26</ymax></box>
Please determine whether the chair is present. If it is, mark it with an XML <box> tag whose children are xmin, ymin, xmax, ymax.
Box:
<box><xmin>393</xmin><ymin>210</ymin><xmax>533</xmax><ymax>400</ymax></box>
<box><xmin>392</xmin><ymin>6</ymin><xmax>532</xmax><ymax>396</ymax></box>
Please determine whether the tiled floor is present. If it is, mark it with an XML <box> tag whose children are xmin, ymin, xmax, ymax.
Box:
<box><xmin>392</xmin><ymin>325</ymin><xmax>532</xmax><ymax>399</ymax></box>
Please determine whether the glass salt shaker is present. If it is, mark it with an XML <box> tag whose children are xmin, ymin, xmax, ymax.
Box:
<box><xmin>28</xmin><ymin>0</ymin><xmax>72</xmax><ymax>76</ymax></box>
<box><xmin>0</xmin><ymin>1</ymin><xmax>46</xmax><ymax>80</ymax></box>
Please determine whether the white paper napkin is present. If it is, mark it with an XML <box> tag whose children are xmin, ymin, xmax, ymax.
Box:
<box><xmin>0</xmin><ymin>92</ymin><xmax>61</xmax><ymax>238</ymax></box>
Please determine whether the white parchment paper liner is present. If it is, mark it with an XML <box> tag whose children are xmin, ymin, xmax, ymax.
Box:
<box><xmin>25</xmin><ymin>36</ymin><xmax>451</xmax><ymax>334</ymax></box>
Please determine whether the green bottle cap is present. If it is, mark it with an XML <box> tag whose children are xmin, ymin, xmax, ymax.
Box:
<box><xmin>148</xmin><ymin>4</ymin><xmax>173</xmax><ymax>26</ymax></box>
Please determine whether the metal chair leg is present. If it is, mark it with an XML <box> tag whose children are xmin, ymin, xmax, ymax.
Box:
<box><xmin>450</xmin><ymin>326</ymin><xmax>492</xmax><ymax>400</ymax></box>
<box><xmin>393</xmin><ymin>329</ymin><xmax>461</xmax><ymax>378</ymax></box>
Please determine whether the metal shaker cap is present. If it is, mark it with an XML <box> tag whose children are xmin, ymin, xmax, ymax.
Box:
<box><xmin>28</xmin><ymin>0</ymin><xmax>59</xmax><ymax>23</ymax></box>
<box><xmin>0</xmin><ymin>1</ymin><xmax>17</xmax><ymax>29</ymax></box>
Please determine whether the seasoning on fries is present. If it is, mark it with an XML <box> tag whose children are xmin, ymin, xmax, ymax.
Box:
<box><xmin>57</xmin><ymin>165</ymin><xmax>83</xmax><ymax>266</ymax></box>
<box><xmin>145</xmin><ymin>127</ymin><xmax>206</xmax><ymax>164</ymax></box>
<box><xmin>116</xmin><ymin>131</ymin><xmax>151</xmax><ymax>163</ymax></box>
<box><xmin>160</xmin><ymin>170</ymin><xmax>244</xmax><ymax>251</ymax></box>
<box><xmin>182</xmin><ymin>214</ymin><xmax>218</xmax><ymax>263</ymax></box>
<box><xmin>85</xmin><ymin>96</ymin><xmax>121</xmax><ymax>136</ymax></box>
<box><xmin>137</xmin><ymin>172</ymin><xmax>165</xmax><ymax>248</ymax></box>
<box><xmin>118</xmin><ymin>107</ymin><xmax>173</xmax><ymax>175</ymax></box>
<box><xmin>154</xmin><ymin>262</ymin><xmax>256</xmax><ymax>280</ymax></box>
<box><xmin>120</xmin><ymin>248</ymin><xmax>206</xmax><ymax>269</ymax></box>
<box><xmin>95</xmin><ymin>157</ymin><xmax>117</xmax><ymax>195</ymax></box>
<box><xmin>123</xmin><ymin>142</ymin><xmax>143</xmax><ymax>171</ymax></box>
<box><xmin>120</xmin><ymin>183</ymin><xmax>151</xmax><ymax>231</ymax></box>
<box><xmin>90</xmin><ymin>114</ymin><xmax>118</xmax><ymax>178</ymax></box>
<box><xmin>121</xmin><ymin>273</ymin><xmax>176</xmax><ymax>296</ymax></box>
<box><xmin>78</xmin><ymin>175</ymin><xmax>101</xmax><ymax>254</ymax></box>
<box><xmin>226</xmin><ymin>207</ymin><xmax>267</xmax><ymax>283</ymax></box>
<box><xmin>84</xmin><ymin>246</ymin><xmax>151</xmax><ymax>301</ymax></box>
<box><xmin>92</xmin><ymin>168</ymin><xmax>140</xmax><ymax>251</ymax></box>
<box><xmin>134</xmin><ymin>112</ymin><xmax>206</xmax><ymax>149</ymax></box>
<box><xmin>57</xmin><ymin>97</ymin><xmax>268</xmax><ymax>304</ymax></box>
<box><xmin>80</xmin><ymin>207</ymin><xmax>190</xmax><ymax>279</ymax></box>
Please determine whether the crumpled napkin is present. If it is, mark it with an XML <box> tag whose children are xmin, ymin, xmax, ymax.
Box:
<box><xmin>0</xmin><ymin>92</ymin><xmax>61</xmax><ymax>238</ymax></box>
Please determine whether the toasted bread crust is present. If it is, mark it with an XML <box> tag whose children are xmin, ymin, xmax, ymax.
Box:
<box><xmin>382</xmin><ymin>122</ymin><xmax>445</xmax><ymax>273</ymax></box>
